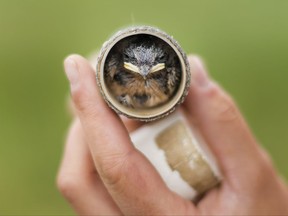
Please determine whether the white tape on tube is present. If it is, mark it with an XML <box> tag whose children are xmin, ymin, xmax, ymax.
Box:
<box><xmin>130</xmin><ymin>110</ymin><xmax>222</xmax><ymax>200</ymax></box>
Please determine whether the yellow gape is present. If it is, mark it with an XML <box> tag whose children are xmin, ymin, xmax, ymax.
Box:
<box><xmin>150</xmin><ymin>63</ymin><xmax>165</xmax><ymax>73</ymax></box>
<box><xmin>124</xmin><ymin>62</ymin><xmax>140</xmax><ymax>74</ymax></box>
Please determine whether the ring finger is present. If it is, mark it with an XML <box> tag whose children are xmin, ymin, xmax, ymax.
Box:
<box><xmin>57</xmin><ymin>118</ymin><xmax>121</xmax><ymax>215</ymax></box>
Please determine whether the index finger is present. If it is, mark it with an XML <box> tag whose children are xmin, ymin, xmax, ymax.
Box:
<box><xmin>67</xmin><ymin>96</ymin><xmax>143</xmax><ymax>133</ymax></box>
<box><xmin>63</xmin><ymin>54</ymin><xmax>195</xmax><ymax>215</ymax></box>
<box><xmin>68</xmin><ymin>51</ymin><xmax>144</xmax><ymax>133</ymax></box>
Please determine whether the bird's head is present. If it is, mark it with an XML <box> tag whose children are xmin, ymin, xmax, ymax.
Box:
<box><xmin>123</xmin><ymin>44</ymin><xmax>166</xmax><ymax>79</ymax></box>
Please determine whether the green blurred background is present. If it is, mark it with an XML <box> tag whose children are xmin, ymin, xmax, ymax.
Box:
<box><xmin>0</xmin><ymin>0</ymin><xmax>287</xmax><ymax>215</ymax></box>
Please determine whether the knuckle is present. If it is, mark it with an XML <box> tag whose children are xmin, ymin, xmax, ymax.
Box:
<box><xmin>56</xmin><ymin>173</ymin><xmax>84</xmax><ymax>201</ymax></box>
<box><xmin>243</xmin><ymin>153</ymin><xmax>277</xmax><ymax>194</ymax></box>
<box><xmin>98</xmin><ymin>150</ymin><xmax>136</xmax><ymax>192</ymax></box>
<box><xmin>98</xmin><ymin>155</ymin><xmax>128</xmax><ymax>187</ymax></box>
<box><xmin>225</xmin><ymin>156</ymin><xmax>275</xmax><ymax>195</ymax></box>
<box><xmin>258</xmin><ymin>149</ymin><xmax>277</xmax><ymax>176</ymax></box>
<box><xmin>217</xmin><ymin>97</ymin><xmax>238</xmax><ymax>122</ymax></box>
<box><xmin>206</xmin><ymin>84</ymin><xmax>239</xmax><ymax>122</ymax></box>
<box><xmin>204</xmin><ymin>82</ymin><xmax>222</xmax><ymax>98</ymax></box>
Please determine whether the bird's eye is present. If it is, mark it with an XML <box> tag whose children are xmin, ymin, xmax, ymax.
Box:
<box><xmin>124</xmin><ymin>54</ymin><xmax>137</xmax><ymax>62</ymax></box>
<box><xmin>131</xmin><ymin>57</ymin><xmax>137</xmax><ymax>62</ymax></box>
<box><xmin>158</xmin><ymin>55</ymin><xmax>165</xmax><ymax>62</ymax></box>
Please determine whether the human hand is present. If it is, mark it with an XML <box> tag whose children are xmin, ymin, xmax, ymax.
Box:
<box><xmin>57</xmin><ymin>54</ymin><xmax>288</xmax><ymax>215</ymax></box>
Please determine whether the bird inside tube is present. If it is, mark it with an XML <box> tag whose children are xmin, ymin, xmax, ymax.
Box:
<box><xmin>104</xmin><ymin>34</ymin><xmax>182</xmax><ymax>109</ymax></box>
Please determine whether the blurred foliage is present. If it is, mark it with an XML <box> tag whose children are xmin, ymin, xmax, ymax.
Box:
<box><xmin>0</xmin><ymin>0</ymin><xmax>287</xmax><ymax>215</ymax></box>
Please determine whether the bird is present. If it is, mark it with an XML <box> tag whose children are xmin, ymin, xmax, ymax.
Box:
<box><xmin>104</xmin><ymin>35</ymin><xmax>181</xmax><ymax>109</ymax></box>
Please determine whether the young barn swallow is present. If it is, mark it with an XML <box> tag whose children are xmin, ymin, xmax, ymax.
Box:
<box><xmin>104</xmin><ymin>35</ymin><xmax>181</xmax><ymax>109</ymax></box>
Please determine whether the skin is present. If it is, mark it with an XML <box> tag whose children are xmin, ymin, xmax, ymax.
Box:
<box><xmin>57</xmin><ymin>54</ymin><xmax>288</xmax><ymax>215</ymax></box>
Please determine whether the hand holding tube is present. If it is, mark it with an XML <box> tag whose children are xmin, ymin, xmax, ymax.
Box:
<box><xmin>57</xmin><ymin>54</ymin><xmax>288</xmax><ymax>215</ymax></box>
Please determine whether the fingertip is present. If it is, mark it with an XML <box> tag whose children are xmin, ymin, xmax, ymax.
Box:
<box><xmin>63</xmin><ymin>54</ymin><xmax>103</xmax><ymax>114</ymax></box>
<box><xmin>184</xmin><ymin>55</ymin><xmax>217</xmax><ymax>113</ymax></box>
<box><xmin>63</xmin><ymin>54</ymin><xmax>83</xmax><ymax>72</ymax></box>
<box><xmin>64</xmin><ymin>53</ymin><xmax>86</xmax><ymax>63</ymax></box>
<box><xmin>63</xmin><ymin>55</ymin><xmax>129</xmax><ymax>137</ymax></box>
<box><xmin>63</xmin><ymin>55</ymin><xmax>79</xmax><ymax>85</ymax></box>
<box><xmin>64</xmin><ymin>54</ymin><xmax>93</xmax><ymax>78</ymax></box>
<box><xmin>188</xmin><ymin>55</ymin><xmax>210</xmax><ymax>88</ymax></box>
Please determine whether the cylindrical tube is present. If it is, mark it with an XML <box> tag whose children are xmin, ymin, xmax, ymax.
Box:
<box><xmin>130</xmin><ymin>110</ymin><xmax>221</xmax><ymax>200</ymax></box>
<box><xmin>96</xmin><ymin>26</ymin><xmax>190</xmax><ymax>121</ymax></box>
<box><xmin>95</xmin><ymin>26</ymin><xmax>221</xmax><ymax>200</ymax></box>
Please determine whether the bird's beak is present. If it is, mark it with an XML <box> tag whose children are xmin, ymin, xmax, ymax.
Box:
<box><xmin>139</xmin><ymin>65</ymin><xmax>150</xmax><ymax>78</ymax></box>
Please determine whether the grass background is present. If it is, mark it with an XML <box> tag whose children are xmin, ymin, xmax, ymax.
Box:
<box><xmin>0</xmin><ymin>0</ymin><xmax>287</xmax><ymax>215</ymax></box>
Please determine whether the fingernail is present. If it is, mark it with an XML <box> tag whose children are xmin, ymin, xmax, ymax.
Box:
<box><xmin>64</xmin><ymin>57</ymin><xmax>78</xmax><ymax>85</ymax></box>
<box><xmin>190</xmin><ymin>56</ymin><xmax>210</xmax><ymax>87</ymax></box>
